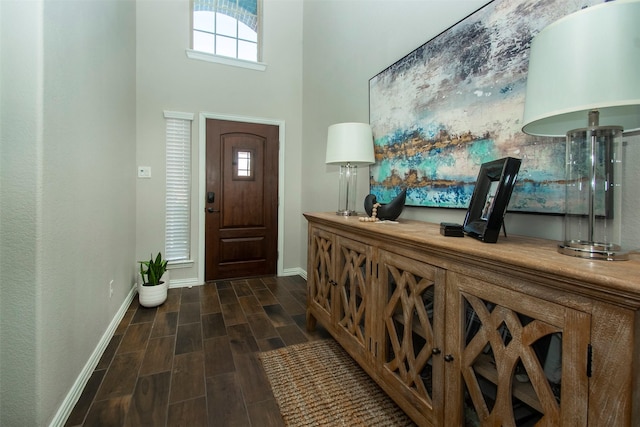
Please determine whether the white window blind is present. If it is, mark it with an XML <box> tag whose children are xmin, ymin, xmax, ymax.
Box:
<box><xmin>164</xmin><ymin>111</ymin><xmax>194</xmax><ymax>262</ymax></box>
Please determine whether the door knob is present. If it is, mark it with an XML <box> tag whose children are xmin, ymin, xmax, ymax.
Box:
<box><xmin>207</xmin><ymin>208</ymin><xmax>219</xmax><ymax>213</ymax></box>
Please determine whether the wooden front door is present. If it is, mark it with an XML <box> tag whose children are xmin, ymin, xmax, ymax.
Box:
<box><xmin>205</xmin><ymin>119</ymin><xmax>279</xmax><ymax>281</ymax></box>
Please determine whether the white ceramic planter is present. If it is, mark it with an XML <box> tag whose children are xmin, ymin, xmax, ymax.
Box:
<box><xmin>138</xmin><ymin>280</ymin><xmax>168</xmax><ymax>308</ymax></box>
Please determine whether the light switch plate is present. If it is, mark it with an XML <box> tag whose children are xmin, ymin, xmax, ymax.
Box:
<box><xmin>138</xmin><ymin>166</ymin><xmax>151</xmax><ymax>178</ymax></box>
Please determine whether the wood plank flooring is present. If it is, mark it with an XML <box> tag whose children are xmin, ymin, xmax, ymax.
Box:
<box><xmin>65</xmin><ymin>275</ymin><xmax>330</xmax><ymax>427</ymax></box>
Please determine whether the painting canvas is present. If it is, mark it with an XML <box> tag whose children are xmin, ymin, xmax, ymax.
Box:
<box><xmin>369</xmin><ymin>0</ymin><xmax>602</xmax><ymax>213</ymax></box>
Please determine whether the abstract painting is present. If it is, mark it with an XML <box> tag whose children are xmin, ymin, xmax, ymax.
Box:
<box><xmin>369</xmin><ymin>0</ymin><xmax>602</xmax><ymax>213</ymax></box>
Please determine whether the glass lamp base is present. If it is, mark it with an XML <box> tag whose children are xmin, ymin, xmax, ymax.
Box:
<box><xmin>336</xmin><ymin>210</ymin><xmax>358</xmax><ymax>216</ymax></box>
<box><xmin>558</xmin><ymin>240</ymin><xmax>629</xmax><ymax>261</ymax></box>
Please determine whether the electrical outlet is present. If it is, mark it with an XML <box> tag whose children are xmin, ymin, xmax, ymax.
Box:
<box><xmin>137</xmin><ymin>166</ymin><xmax>151</xmax><ymax>178</ymax></box>
<box><xmin>109</xmin><ymin>280</ymin><xmax>114</xmax><ymax>299</ymax></box>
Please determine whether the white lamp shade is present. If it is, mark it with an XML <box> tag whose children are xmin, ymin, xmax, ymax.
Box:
<box><xmin>522</xmin><ymin>0</ymin><xmax>640</xmax><ymax>136</ymax></box>
<box><xmin>325</xmin><ymin>122</ymin><xmax>375</xmax><ymax>165</ymax></box>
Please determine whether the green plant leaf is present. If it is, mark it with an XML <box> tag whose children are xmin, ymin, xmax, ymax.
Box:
<box><xmin>138</xmin><ymin>252</ymin><xmax>167</xmax><ymax>285</ymax></box>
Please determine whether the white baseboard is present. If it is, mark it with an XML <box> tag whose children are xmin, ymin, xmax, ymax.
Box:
<box><xmin>282</xmin><ymin>267</ymin><xmax>306</xmax><ymax>280</ymax></box>
<box><xmin>49</xmin><ymin>269</ymin><xmax>306</xmax><ymax>426</ymax></box>
<box><xmin>171</xmin><ymin>270</ymin><xmax>307</xmax><ymax>283</ymax></box>
<box><xmin>48</xmin><ymin>286</ymin><xmax>137</xmax><ymax>427</ymax></box>
<box><xmin>168</xmin><ymin>277</ymin><xmax>202</xmax><ymax>289</ymax></box>
<box><xmin>167</xmin><ymin>269</ymin><xmax>306</xmax><ymax>287</ymax></box>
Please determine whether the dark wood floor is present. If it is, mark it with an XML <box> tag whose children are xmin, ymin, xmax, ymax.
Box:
<box><xmin>65</xmin><ymin>275</ymin><xmax>330</xmax><ymax>427</ymax></box>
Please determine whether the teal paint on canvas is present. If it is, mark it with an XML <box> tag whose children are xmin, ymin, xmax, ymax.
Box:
<box><xmin>368</xmin><ymin>0</ymin><xmax>602</xmax><ymax>213</ymax></box>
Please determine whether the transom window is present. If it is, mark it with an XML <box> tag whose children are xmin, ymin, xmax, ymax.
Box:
<box><xmin>192</xmin><ymin>0</ymin><xmax>260</xmax><ymax>62</ymax></box>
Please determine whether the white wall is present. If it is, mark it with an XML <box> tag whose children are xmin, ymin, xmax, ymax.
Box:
<box><xmin>301</xmin><ymin>0</ymin><xmax>640</xmax><ymax>270</ymax></box>
<box><xmin>3</xmin><ymin>0</ymin><xmax>640</xmax><ymax>424</ymax></box>
<box><xmin>135</xmin><ymin>0</ymin><xmax>304</xmax><ymax>282</ymax></box>
<box><xmin>0</xmin><ymin>0</ymin><xmax>137</xmax><ymax>425</ymax></box>
<box><xmin>0</xmin><ymin>2</ymin><xmax>42</xmax><ymax>424</ymax></box>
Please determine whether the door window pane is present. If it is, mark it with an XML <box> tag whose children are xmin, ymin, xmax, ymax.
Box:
<box><xmin>233</xmin><ymin>149</ymin><xmax>254</xmax><ymax>180</ymax></box>
<box><xmin>238</xmin><ymin>151</ymin><xmax>251</xmax><ymax>176</ymax></box>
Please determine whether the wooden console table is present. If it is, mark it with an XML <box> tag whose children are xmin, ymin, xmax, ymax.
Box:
<box><xmin>304</xmin><ymin>212</ymin><xmax>640</xmax><ymax>426</ymax></box>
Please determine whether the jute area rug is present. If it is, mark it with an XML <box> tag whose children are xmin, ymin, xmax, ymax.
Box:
<box><xmin>259</xmin><ymin>339</ymin><xmax>416</xmax><ymax>426</ymax></box>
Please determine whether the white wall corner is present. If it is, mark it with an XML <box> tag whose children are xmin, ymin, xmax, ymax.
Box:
<box><xmin>282</xmin><ymin>267</ymin><xmax>306</xmax><ymax>280</ymax></box>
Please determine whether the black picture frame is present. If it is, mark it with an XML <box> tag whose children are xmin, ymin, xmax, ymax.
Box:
<box><xmin>463</xmin><ymin>157</ymin><xmax>521</xmax><ymax>243</ymax></box>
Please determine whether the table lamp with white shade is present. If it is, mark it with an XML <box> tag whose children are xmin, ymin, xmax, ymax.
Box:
<box><xmin>522</xmin><ymin>0</ymin><xmax>640</xmax><ymax>260</ymax></box>
<box><xmin>325</xmin><ymin>123</ymin><xmax>375</xmax><ymax>216</ymax></box>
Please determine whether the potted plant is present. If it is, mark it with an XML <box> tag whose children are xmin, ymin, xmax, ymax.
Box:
<box><xmin>138</xmin><ymin>252</ymin><xmax>168</xmax><ymax>307</ymax></box>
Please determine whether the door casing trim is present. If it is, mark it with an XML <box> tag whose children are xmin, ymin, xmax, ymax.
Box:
<box><xmin>198</xmin><ymin>112</ymin><xmax>285</xmax><ymax>284</ymax></box>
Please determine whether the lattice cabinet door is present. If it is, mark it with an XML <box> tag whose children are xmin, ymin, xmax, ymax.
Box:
<box><xmin>445</xmin><ymin>271</ymin><xmax>590</xmax><ymax>427</ymax></box>
<box><xmin>377</xmin><ymin>249</ymin><xmax>447</xmax><ymax>425</ymax></box>
<box><xmin>333</xmin><ymin>236</ymin><xmax>373</xmax><ymax>360</ymax></box>
<box><xmin>306</xmin><ymin>226</ymin><xmax>335</xmax><ymax>329</ymax></box>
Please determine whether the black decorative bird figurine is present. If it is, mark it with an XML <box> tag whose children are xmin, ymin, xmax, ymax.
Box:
<box><xmin>364</xmin><ymin>188</ymin><xmax>407</xmax><ymax>221</ymax></box>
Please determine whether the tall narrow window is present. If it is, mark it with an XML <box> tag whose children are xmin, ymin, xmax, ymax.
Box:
<box><xmin>164</xmin><ymin>111</ymin><xmax>194</xmax><ymax>262</ymax></box>
<box><xmin>192</xmin><ymin>0</ymin><xmax>260</xmax><ymax>62</ymax></box>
